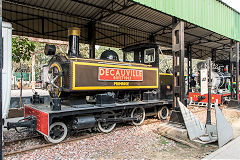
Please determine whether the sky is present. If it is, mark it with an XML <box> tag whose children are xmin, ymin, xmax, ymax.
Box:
<box><xmin>222</xmin><ymin>0</ymin><xmax>240</xmax><ymax>12</ymax></box>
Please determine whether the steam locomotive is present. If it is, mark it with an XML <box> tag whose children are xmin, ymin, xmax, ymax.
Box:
<box><xmin>189</xmin><ymin>62</ymin><xmax>232</xmax><ymax>105</ymax></box>
<box><xmin>7</xmin><ymin>27</ymin><xmax>173</xmax><ymax>143</ymax></box>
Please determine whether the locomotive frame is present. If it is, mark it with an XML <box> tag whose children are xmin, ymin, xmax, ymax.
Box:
<box><xmin>24</xmin><ymin>99</ymin><xmax>170</xmax><ymax>140</ymax></box>
<box><xmin>24</xmin><ymin>43</ymin><xmax>173</xmax><ymax>143</ymax></box>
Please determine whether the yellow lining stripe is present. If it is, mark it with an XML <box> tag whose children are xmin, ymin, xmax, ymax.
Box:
<box><xmin>159</xmin><ymin>73</ymin><xmax>173</xmax><ymax>76</ymax></box>
<box><xmin>159</xmin><ymin>73</ymin><xmax>188</xmax><ymax>76</ymax></box>
<box><xmin>72</xmin><ymin>61</ymin><xmax>158</xmax><ymax>70</ymax></box>
<box><xmin>69</xmin><ymin>57</ymin><xmax>152</xmax><ymax>67</ymax></box>
<box><xmin>51</xmin><ymin>63</ymin><xmax>61</xmax><ymax>72</ymax></box>
<box><xmin>72</xmin><ymin>61</ymin><xmax>158</xmax><ymax>90</ymax></box>
<box><xmin>72</xmin><ymin>86</ymin><xmax>158</xmax><ymax>90</ymax></box>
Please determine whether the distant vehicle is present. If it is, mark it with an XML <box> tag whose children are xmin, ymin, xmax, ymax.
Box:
<box><xmin>35</xmin><ymin>80</ymin><xmax>43</xmax><ymax>89</ymax></box>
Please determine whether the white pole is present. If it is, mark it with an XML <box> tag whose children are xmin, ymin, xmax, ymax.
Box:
<box><xmin>32</xmin><ymin>54</ymin><xmax>35</xmax><ymax>90</ymax></box>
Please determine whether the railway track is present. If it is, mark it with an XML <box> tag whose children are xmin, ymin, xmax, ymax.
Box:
<box><xmin>4</xmin><ymin>119</ymin><xmax>162</xmax><ymax>157</ymax></box>
<box><xmin>4</xmin><ymin>135</ymin><xmax>41</xmax><ymax>146</ymax></box>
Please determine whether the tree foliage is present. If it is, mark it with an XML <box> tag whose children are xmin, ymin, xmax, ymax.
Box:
<box><xmin>79</xmin><ymin>43</ymin><xmax>90</xmax><ymax>58</ymax></box>
<box><xmin>12</xmin><ymin>36</ymin><xmax>36</xmax><ymax>63</ymax></box>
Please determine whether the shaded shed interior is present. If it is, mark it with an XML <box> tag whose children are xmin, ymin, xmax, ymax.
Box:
<box><xmin>2</xmin><ymin>0</ymin><xmax>235</xmax><ymax>60</ymax></box>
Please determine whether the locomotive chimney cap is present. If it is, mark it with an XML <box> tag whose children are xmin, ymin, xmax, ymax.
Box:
<box><xmin>68</xmin><ymin>27</ymin><xmax>80</xmax><ymax>36</ymax></box>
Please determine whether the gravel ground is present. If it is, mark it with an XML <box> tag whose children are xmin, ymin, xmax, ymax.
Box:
<box><xmin>4</xmin><ymin>137</ymin><xmax>45</xmax><ymax>154</ymax></box>
<box><xmin>4</xmin><ymin>122</ymin><xmax>176</xmax><ymax>160</ymax></box>
<box><xmin>3</xmin><ymin>121</ymin><xmax>217</xmax><ymax>160</ymax></box>
<box><xmin>3</xmin><ymin>130</ymin><xmax>39</xmax><ymax>142</ymax></box>
<box><xmin>3</xmin><ymin>130</ymin><xmax>42</xmax><ymax>153</ymax></box>
<box><xmin>5</xmin><ymin>106</ymin><xmax>233</xmax><ymax>160</ymax></box>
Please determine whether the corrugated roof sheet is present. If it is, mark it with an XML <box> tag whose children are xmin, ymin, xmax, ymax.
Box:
<box><xmin>2</xmin><ymin>0</ymin><xmax>234</xmax><ymax>60</ymax></box>
<box><xmin>134</xmin><ymin>0</ymin><xmax>240</xmax><ymax>42</ymax></box>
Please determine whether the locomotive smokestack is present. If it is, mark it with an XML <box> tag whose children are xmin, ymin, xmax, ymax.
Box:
<box><xmin>68</xmin><ymin>27</ymin><xmax>80</xmax><ymax>57</ymax></box>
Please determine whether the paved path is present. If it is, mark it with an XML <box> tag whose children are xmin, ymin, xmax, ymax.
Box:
<box><xmin>10</xmin><ymin>89</ymin><xmax>50</xmax><ymax>108</ymax></box>
<box><xmin>11</xmin><ymin>89</ymin><xmax>49</xmax><ymax>97</ymax></box>
<box><xmin>232</xmin><ymin>119</ymin><xmax>240</xmax><ymax>138</ymax></box>
<box><xmin>203</xmin><ymin>136</ymin><xmax>240</xmax><ymax>159</ymax></box>
<box><xmin>203</xmin><ymin>112</ymin><xmax>240</xmax><ymax>159</ymax></box>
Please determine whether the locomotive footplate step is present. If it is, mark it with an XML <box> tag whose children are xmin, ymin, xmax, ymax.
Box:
<box><xmin>97</xmin><ymin>117</ymin><xmax>138</xmax><ymax>123</ymax></box>
<box><xmin>25</xmin><ymin>100</ymin><xmax>164</xmax><ymax>115</ymax></box>
<box><xmin>71</xmin><ymin>104</ymin><xmax>95</xmax><ymax>108</ymax></box>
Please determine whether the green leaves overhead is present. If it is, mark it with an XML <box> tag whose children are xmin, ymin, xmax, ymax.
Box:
<box><xmin>12</xmin><ymin>36</ymin><xmax>36</xmax><ymax>63</ymax></box>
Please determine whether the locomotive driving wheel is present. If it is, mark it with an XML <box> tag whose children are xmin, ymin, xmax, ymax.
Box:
<box><xmin>131</xmin><ymin>107</ymin><xmax>145</xmax><ymax>126</ymax></box>
<box><xmin>97</xmin><ymin>111</ymin><xmax>116</xmax><ymax>133</ymax></box>
<box><xmin>157</xmin><ymin>106</ymin><xmax>169</xmax><ymax>120</ymax></box>
<box><xmin>44</xmin><ymin>122</ymin><xmax>68</xmax><ymax>143</ymax></box>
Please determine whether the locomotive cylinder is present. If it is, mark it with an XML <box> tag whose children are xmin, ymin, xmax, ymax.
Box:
<box><xmin>68</xmin><ymin>27</ymin><xmax>80</xmax><ymax>57</ymax></box>
<box><xmin>72</xmin><ymin>115</ymin><xmax>96</xmax><ymax>130</ymax></box>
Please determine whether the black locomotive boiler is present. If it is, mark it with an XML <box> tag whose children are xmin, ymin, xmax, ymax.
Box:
<box><xmin>47</xmin><ymin>50</ymin><xmax>159</xmax><ymax>101</ymax></box>
<box><xmin>7</xmin><ymin>27</ymin><xmax>173</xmax><ymax>143</ymax></box>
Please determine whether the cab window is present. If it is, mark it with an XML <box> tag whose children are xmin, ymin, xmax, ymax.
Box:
<box><xmin>144</xmin><ymin>48</ymin><xmax>155</xmax><ymax>63</ymax></box>
<box><xmin>125</xmin><ymin>51</ymin><xmax>134</xmax><ymax>62</ymax></box>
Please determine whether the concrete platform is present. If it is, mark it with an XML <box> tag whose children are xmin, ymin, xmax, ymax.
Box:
<box><xmin>158</xmin><ymin>123</ymin><xmax>188</xmax><ymax>140</ymax></box>
<box><xmin>10</xmin><ymin>96</ymin><xmax>50</xmax><ymax>109</ymax></box>
<box><xmin>203</xmin><ymin>136</ymin><xmax>240</xmax><ymax>159</ymax></box>
<box><xmin>10</xmin><ymin>89</ymin><xmax>50</xmax><ymax>109</ymax></box>
<box><xmin>11</xmin><ymin>89</ymin><xmax>49</xmax><ymax>97</ymax></box>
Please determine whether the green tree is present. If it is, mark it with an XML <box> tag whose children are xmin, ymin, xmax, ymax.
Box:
<box><xmin>12</xmin><ymin>36</ymin><xmax>36</xmax><ymax>63</ymax></box>
<box><xmin>33</xmin><ymin>42</ymin><xmax>51</xmax><ymax>81</ymax></box>
<box><xmin>12</xmin><ymin>36</ymin><xmax>36</xmax><ymax>107</ymax></box>
<box><xmin>79</xmin><ymin>43</ymin><xmax>90</xmax><ymax>58</ymax></box>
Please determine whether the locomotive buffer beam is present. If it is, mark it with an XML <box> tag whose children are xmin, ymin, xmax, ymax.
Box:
<box><xmin>97</xmin><ymin>117</ymin><xmax>138</xmax><ymax>123</ymax></box>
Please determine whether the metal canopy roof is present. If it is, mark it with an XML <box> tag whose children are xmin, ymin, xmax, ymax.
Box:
<box><xmin>2</xmin><ymin>0</ymin><xmax>235</xmax><ymax>60</ymax></box>
<box><xmin>134</xmin><ymin>0</ymin><xmax>240</xmax><ymax>42</ymax></box>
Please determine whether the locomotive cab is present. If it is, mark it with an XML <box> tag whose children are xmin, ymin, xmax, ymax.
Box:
<box><xmin>122</xmin><ymin>43</ymin><xmax>173</xmax><ymax>100</ymax></box>
<box><xmin>122</xmin><ymin>43</ymin><xmax>159</xmax><ymax>67</ymax></box>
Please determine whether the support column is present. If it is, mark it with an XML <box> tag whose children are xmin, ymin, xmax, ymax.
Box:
<box><xmin>187</xmin><ymin>44</ymin><xmax>192</xmax><ymax>93</ymax></box>
<box><xmin>211</xmin><ymin>49</ymin><xmax>216</xmax><ymax>62</ymax></box>
<box><xmin>32</xmin><ymin>54</ymin><xmax>35</xmax><ymax>90</ymax></box>
<box><xmin>236</xmin><ymin>42</ymin><xmax>239</xmax><ymax>102</ymax></box>
<box><xmin>0</xmin><ymin>0</ymin><xmax>3</xmax><ymax>158</ymax></box>
<box><xmin>206</xmin><ymin>58</ymin><xmax>212</xmax><ymax>125</ymax></box>
<box><xmin>41</xmin><ymin>17</ymin><xmax>44</xmax><ymax>35</ymax></box>
<box><xmin>149</xmin><ymin>34</ymin><xmax>155</xmax><ymax>43</ymax></box>
<box><xmin>230</xmin><ymin>40</ymin><xmax>234</xmax><ymax>99</ymax></box>
<box><xmin>88</xmin><ymin>21</ymin><xmax>96</xmax><ymax>59</ymax></box>
<box><xmin>169</xmin><ymin>18</ymin><xmax>185</xmax><ymax>124</ymax></box>
<box><xmin>172</xmin><ymin>20</ymin><xmax>185</xmax><ymax>106</ymax></box>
